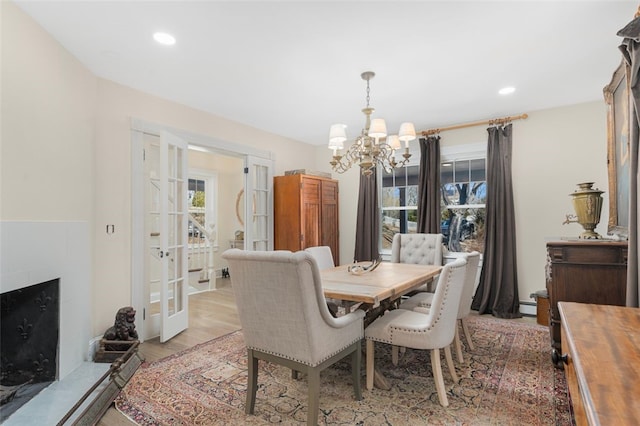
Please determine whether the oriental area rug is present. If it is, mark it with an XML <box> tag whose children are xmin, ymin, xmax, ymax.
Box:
<box><xmin>115</xmin><ymin>315</ymin><xmax>573</xmax><ymax>425</ymax></box>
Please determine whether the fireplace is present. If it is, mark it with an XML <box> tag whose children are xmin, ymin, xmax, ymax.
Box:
<box><xmin>1</xmin><ymin>278</ymin><xmax>60</xmax><ymax>421</ymax></box>
<box><xmin>1</xmin><ymin>221</ymin><xmax>92</xmax><ymax>424</ymax></box>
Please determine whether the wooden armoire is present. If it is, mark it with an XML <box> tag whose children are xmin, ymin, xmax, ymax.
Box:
<box><xmin>274</xmin><ymin>174</ymin><xmax>339</xmax><ymax>265</ymax></box>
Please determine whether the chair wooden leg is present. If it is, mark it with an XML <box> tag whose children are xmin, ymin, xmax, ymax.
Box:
<box><xmin>366</xmin><ymin>340</ymin><xmax>375</xmax><ymax>390</ymax></box>
<box><xmin>307</xmin><ymin>368</ymin><xmax>320</xmax><ymax>426</ymax></box>
<box><xmin>352</xmin><ymin>345</ymin><xmax>362</xmax><ymax>400</ymax></box>
<box><xmin>461</xmin><ymin>317</ymin><xmax>475</xmax><ymax>350</ymax></box>
<box><xmin>454</xmin><ymin>326</ymin><xmax>464</xmax><ymax>363</ymax></box>
<box><xmin>430</xmin><ymin>348</ymin><xmax>449</xmax><ymax>407</ymax></box>
<box><xmin>443</xmin><ymin>345</ymin><xmax>459</xmax><ymax>383</ymax></box>
<box><xmin>246</xmin><ymin>349</ymin><xmax>258</xmax><ymax>414</ymax></box>
<box><xmin>391</xmin><ymin>345</ymin><xmax>399</xmax><ymax>366</ymax></box>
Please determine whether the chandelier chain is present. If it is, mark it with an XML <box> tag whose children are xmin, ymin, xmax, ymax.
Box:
<box><xmin>366</xmin><ymin>79</ymin><xmax>371</xmax><ymax>108</ymax></box>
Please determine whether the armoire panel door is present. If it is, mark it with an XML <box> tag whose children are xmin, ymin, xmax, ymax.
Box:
<box><xmin>302</xmin><ymin>178</ymin><xmax>321</xmax><ymax>248</ymax></box>
<box><xmin>321</xmin><ymin>180</ymin><xmax>339</xmax><ymax>265</ymax></box>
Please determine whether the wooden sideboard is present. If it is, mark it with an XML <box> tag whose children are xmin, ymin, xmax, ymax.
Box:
<box><xmin>546</xmin><ymin>240</ymin><xmax>627</xmax><ymax>354</ymax></box>
<box><xmin>558</xmin><ymin>302</ymin><xmax>640</xmax><ymax>425</ymax></box>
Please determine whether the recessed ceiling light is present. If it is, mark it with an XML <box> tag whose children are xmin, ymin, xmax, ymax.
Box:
<box><xmin>153</xmin><ymin>32</ymin><xmax>176</xmax><ymax>46</ymax></box>
<box><xmin>499</xmin><ymin>87</ymin><xmax>516</xmax><ymax>95</ymax></box>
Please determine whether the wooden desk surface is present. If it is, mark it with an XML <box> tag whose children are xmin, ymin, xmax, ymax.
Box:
<box><xmin>321</xmin><ymin>262</ymin><xmax>442</xmax><ymax>307</ymax></box>
<box><xmin>559</xmin><ymin>302</ymin><xmax>640</xmax><ymax>425</ymax></box>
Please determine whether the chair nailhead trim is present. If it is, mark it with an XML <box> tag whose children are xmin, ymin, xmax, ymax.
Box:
<box><xmin>247</xmin><ymin>336</ymin><xmax>361</xmax><ymax>367</ymax></box>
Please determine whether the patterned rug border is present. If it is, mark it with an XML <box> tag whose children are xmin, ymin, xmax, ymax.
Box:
<box><xmin>115</xmin><ymin>315</ymin><xmax>573</xmax><ymax>425</ymax></box>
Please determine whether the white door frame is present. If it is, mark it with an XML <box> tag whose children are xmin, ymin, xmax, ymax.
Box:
<box><xmin>130</xmin><ymin>118</ymin><xmax>274</xmax><ymax>342</ymax></box>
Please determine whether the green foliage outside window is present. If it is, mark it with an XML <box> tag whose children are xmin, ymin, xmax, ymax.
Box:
<box><xmin>192</xmin><ymin>191</ymin><xmax>205</xmax><ymax>208</ymax></box>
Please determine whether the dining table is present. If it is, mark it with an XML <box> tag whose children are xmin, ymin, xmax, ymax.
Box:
<box><xmin>320</xmin><ymin>261</ymin><xmax>443</xmax><ymax>389</ymax></box>
<box><xmin>321</xmin><ymin>262</ymin><xmax>442</xmax><ymax>321</ymax></box>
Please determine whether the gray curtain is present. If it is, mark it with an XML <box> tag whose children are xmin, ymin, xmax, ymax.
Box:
<box><xmin>619</xmin><ymin>18</ymin><xmax>640</xmax><ymax>307</ymax></box>
<box><xmin>354</xmin><ymin>168</ymin><xmax>380</xmax><ymax>262</ymax></box>
<box><xmin>417</xmin><ymin>136</ymin><xmax>441</xmax><ymax>233</ymax></box>
<box><xmin>471</xmin><ymin>124</ymin><xmax>521</xmax><ymax>318</ymax></box>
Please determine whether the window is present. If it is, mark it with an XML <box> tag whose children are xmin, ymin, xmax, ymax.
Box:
<box><xmin>441</xmin><ymin>157</ymin><xmax>486</xmax><ymax>253</ymax></box>
<box><xmin>379</xmin><ymin>143</ymin><xmax>486</xmax><ymax>255</ymax></box>
<box><xmin>381</xmin><ymin>165</ymin><xmax>419</xmax><ymax>251</ymax></box>
<box><xmin>187</xmin><ymin>172</ymin><xmax>218</xmax><ymax>246</ymax></box>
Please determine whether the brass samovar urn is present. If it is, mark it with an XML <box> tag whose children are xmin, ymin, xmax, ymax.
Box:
<box><xmin>563</xmin><ymin>182</ymin><xmax>604</xmax><ymax>239</ymax></box>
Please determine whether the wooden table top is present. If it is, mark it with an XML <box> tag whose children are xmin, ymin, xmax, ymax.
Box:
<box><xmin>559</xmin><ymin>302</ymin><xmax>640</xmax><ymax>425</ymax></box>
<box><xmin>321</xmin><ymin>262</ymin><xmax>442</xmax><ymax>307</ymax></box>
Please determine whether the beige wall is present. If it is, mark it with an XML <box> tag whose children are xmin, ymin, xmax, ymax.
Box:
<box><xmin>1</xmin><ymin>1</ymin><xmax>96</xmax><ymax>221</ymax></box>
<box><xmin>315</xmin><ymin>100</ymin><xmax>609</xmax><ymax>306</ymax></box>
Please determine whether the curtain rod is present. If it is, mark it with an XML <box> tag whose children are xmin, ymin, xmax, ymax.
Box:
<box><xmin>419</xmin><ymin>113</ymin><xmax>529</xmax><ymax>136</ymax></box>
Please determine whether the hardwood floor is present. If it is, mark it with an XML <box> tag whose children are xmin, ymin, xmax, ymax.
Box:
<box><xmin>97</xmin><ymin>278</ymin><xmax>240</xmax><ymax>425</ymax></box>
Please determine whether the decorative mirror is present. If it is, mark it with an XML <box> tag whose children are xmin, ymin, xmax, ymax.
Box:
<box><xmin>235</xmin><ymin>189</ymin><xmax>245</xmax><ymax>226</ymax></box>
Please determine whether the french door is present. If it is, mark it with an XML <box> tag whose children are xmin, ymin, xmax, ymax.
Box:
<box><xmin>132</xmin><ymin>119</ymin><xmax>275</xmax><ymax>342</ymax></box>
<box><xmin>243</xmin><ymin>156</ymin><xmax>273</xmax><ymax>251</ymax></box>
<box><xmin>143</xmin><ymin>131</ymin><xmax>189</xmax><ymax>342</ymax></box>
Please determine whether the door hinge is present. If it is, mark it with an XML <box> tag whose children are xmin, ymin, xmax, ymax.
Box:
<box><xmin>143</xmin><ymin>308</ymin><xmax>146</xmax><ymax>320</ymax></box>
<box><xmin>244</xmin><ymin>167</ymin><xmax>249</xmax><ymax>174</ymax></box>
<box><xmin>143</xmin><ymin>148</ymin><xmax>146</xmax><ymax>161</ymax></box>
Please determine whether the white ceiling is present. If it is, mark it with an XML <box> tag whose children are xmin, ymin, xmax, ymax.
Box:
<box><xmin>14</xmin><ymin>1</ymin><xmax>638</xmax><ymax>146</ymax></box>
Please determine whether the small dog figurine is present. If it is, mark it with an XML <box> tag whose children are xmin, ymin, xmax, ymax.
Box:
<box><xmin>103</xmin><ymin>306</ymin><xmax>138</xmax><ymax>341</ymax></box>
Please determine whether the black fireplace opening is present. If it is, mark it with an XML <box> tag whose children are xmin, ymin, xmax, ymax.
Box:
<box><xmin>1</xmin><ymin>278</ymin><xmax>60</xmax><ymax>422</ymax></box>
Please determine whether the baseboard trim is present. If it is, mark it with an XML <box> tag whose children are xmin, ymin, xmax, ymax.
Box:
<box><xmin>519</xmin><ymin>301</ymin><xmax>536</xmax><ymax>317</ymax></box>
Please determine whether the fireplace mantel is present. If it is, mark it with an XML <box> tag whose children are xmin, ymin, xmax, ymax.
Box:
<box><xmin>1</xmin><ymin>221</ymin><xmax>92</xmax><ymax>380</ymax></box>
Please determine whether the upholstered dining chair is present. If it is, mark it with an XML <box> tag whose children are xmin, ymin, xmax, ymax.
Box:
<box><xmin>304</xmin><ymin>246</ymin><xmax>335</xmax><ymax>270</ymax></box>
<box><xmin>364</xmin><ymin>257</ymin><xmax>468</xmax><ymax>407</ymax></box>
<box><xmin>391</xmin><ymin>233</ymin><xmax>444</xmax><ymax>293</ymax></box>
<box><xmin>304</xmin><ymin>245</ymin><xmax>355</xmax><ymax>315</ymax></box>
<box><xmin>399</xmin><ymin>251</ymin><xmax>480</xmax><ymax>363</ymax></box>
<box><xmin>222</xmin><ymin>249</ymin><xmax>365</xmax><ymax>426</ymax></box>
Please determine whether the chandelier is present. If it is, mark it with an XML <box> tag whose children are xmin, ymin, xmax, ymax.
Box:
<box><xmin>328</xmin><ymin>71</ymin><xmax>416</xmax><ymax>176</ymax></box>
